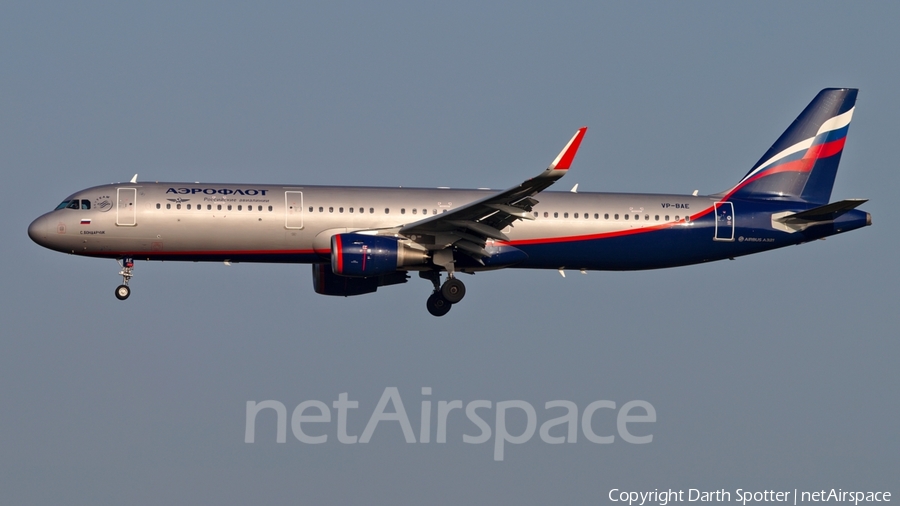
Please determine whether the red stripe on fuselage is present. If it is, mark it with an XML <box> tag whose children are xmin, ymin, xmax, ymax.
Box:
<box><xmin>81</xmin><ymin>248</ymin><xmax>318</xmax><ymax>258</ymax></box>
<box><xmin>507</xmin><ymin>207</ymin><xmax>714</xmax><ymax>247</ymax></box>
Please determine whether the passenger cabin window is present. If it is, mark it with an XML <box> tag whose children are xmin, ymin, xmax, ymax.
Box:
<box><xmin>268</xmin><ymin>206</ymin><xmax>273</xmax><ymax>211</ymax></box>
<box><xmin>655</xmin><ymin>215</ymin><xmax>659</xmax><ymax>221</ymax></box>
<box><xmin>217</xmin><ymin>205</ymin><xmax>222</xmax><ymax>210</ymax></box>
<box><xmin>604</xmin><ymin>213</ymin><xmax>609</xmax><ymax>219</ymax></box>
<box><xmin>665</xmin><ymin>215</ymin><xmax>669</xmax><ymax>220</ymax></box>
<box><xmin>177</xmin><ymin>204</ymin><xmax>181</xmax><ymax>209</ymax></box>
<box><xmin>624</xmin><ymin>214</ymin><xmax>629</xmax><ymax>220</ymax></box>
<box><xmin>401</xmin><ymin>209</ymin><xmax>406</xmax><ymax>214</ymax></box>
<box><xmin>614</xmin><ymin>214</ymin><xmax>619</xmax><ymax>220</ymax></box>
<box><xmin>554</xmin><ymin>212</ymin><xmax>558</xmax><ymax>218</ymax></box>
<box><xmin>385</xmin><ymin>208</ymin><xmax>390</xmax><ymax>214</ymax></box>
<box><xmin>156</xmin><ymin>203</ymin><xmax>161</xmax><ymax>209</ymax></box>
<box><xmin>167</xmin><ymin>204</ymin><xmax>171</xmax><ymax>209</ymax></box>
<box><xmin>370</xmin><ymin>208</ymin><xmax>374</xmax><ymax>214</ymax></box>
<box><xmin>187</xmin><ymin>204</ymin><xmax>191</xmax><ymax>209</ymax></box>
<box><xmin>228</xmin><ymin>205</ymin><xmax>232</xmax><ymax>211</ymax></box>
<box><xmin>544</xmin><ymin>212</ymin><xmax>548</xmax><ymax>218</ymax></box>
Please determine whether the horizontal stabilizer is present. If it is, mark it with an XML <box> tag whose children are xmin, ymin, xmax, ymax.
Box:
<box><xmin>777</xmin><ymin>199</ymin><xmax>867</xmax><ymax>223</ymax></box>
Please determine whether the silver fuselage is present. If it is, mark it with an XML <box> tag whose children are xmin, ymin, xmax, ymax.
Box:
<box><xmin>29</xmin><ymin>181</ymin><xmax>861</xmax><ymax>272</ymax></box>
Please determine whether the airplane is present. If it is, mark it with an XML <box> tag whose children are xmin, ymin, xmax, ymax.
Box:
<box><xmin>28</xmin><ymin>88</ymin><xmax>870</xmax><ymax>316</ymax></box>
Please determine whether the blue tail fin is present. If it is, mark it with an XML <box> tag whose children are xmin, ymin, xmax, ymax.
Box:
<box><xmin>723</xmin><ymin>88</ymin><xmax>857</xmax><ymax>204</ymax></box>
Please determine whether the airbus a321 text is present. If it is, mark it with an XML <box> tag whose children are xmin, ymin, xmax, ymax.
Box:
<box><xmin>29</xmin><ymin>89</ymin><xmax>871</xmax><ymax>316</ymax></box>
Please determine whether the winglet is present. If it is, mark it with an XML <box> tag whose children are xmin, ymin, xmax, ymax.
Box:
<box><xmin>547</xmin><ymin>127</ymin><xmax>587</xmax><ymax>172</ymax></box>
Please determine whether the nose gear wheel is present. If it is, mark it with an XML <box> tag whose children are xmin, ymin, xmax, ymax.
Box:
<box><xmin>115</xmin><ymin>258</ymin><xmax>134</xmax><ymax>300</ymax></box>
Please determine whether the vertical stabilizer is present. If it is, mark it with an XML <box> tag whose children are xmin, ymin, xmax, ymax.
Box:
<box><xmin>724</xmin><ymin>88</ymin><xmax>857</xmax><ymax>204</ymax></box>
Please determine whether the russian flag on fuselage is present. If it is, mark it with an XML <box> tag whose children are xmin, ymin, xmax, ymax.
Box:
<box><xmin>726</xmin><ymin>88</ymin><xmax>857</xmax><ymax>205</ymax></box>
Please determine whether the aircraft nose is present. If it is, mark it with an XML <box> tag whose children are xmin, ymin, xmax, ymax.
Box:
<box><xmin>28</xmin><ymin>215</ymin><xmax>49</xmax><ymax>247</ymax></box>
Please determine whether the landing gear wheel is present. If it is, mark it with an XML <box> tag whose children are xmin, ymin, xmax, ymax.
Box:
<box><xmin>115</xmin><ymin>257</ymin><xmax>134</xmax><ymax>301</ymax></box>
<box><xmin>440</xmin><ymin>278</ymin><xmax>466</xmax><ymax>304</ymax></box>
<box><xmin>426</xmin><ymin>292</ymin><xmax>452</xmax><ymax>317</ymax></box>
<box><xmin>115</xmin><ymin>284</ymin><xmax>131</xmax><ymax>300</ymax></box>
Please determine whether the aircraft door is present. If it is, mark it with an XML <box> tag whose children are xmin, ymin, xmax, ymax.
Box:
<box><xmin>285</xmin><ymin>191</ymin><xmax>304</xmax><ymax>229</ymax></box>
<box><xmin>116</xmin><ymin>188</ymin><xmax>137</xmax><ymax>226</ymax></box>
<box><xmin>714</xmin><ymin>201</ymin><xmax>734</xmax><ymax>241</ymax></box>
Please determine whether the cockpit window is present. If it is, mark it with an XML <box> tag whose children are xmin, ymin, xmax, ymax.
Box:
<box><xmin>56</xmin><ymin>199</ymin><xmax>91</xmax><ymax>210</ymax></box>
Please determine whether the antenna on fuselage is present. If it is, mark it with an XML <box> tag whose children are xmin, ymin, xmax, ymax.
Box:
<box><xmin>570</xmin><ymin>184</ymin><xmax>579</xmax><ymax>193</ymax></box>
<box><xmin>130</xmin><ymin>174</ymin><xmax>138</xmax><ymax>183</ymax></box>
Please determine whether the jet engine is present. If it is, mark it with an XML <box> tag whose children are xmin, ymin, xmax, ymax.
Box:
<box><xmin>312</xmin><ymin>264</ymin><xmax>409</xmax><ymax>296</ymax></box>
<box><xmin>331</xmin><ymin>233</ymin><xmax>429</xmax><ymax>277</ymax></box>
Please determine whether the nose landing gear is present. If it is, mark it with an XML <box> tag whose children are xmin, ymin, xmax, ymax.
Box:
<box><xmin>115</xmin><ymin>257</ymin><xmax>134</xmax><ymax>300</ymax></box>
<box><xmin>420</xmin><ymin>271</ymin><xmax>467</xmax><ymax>317</ymax></box>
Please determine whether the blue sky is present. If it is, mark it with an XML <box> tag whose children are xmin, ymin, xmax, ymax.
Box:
<box><xmin>2</xmin><ymin>2</ymin><xmax>897</xmax><ymax>504</ymax></box>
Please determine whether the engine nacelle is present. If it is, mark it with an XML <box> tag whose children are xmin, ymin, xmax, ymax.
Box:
<box><xmin>331</xmin><ymin>233</ymin><xmax>428</xmax><ymax>277</ymax></box>
<box><xmin>312</xmin><ymin>264</ymin><xmax>409</xmax><ymax>296</ymax></box>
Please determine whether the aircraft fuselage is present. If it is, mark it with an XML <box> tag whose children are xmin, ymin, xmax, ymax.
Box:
<box><xmin>28</xmin><ymin>182</ymin><xmax>870</xmax><ymax>271</ymax></box>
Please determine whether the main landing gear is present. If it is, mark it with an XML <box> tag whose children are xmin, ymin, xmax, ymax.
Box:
<box><xmin>115</xmin><ymin>257</ymin><xmax>134</xmax><ymax>300</ymax></box>
<box><xmin>421</xmin><ymin>271</ymin><xmax>466</xmax><ymax>317</ymax></box>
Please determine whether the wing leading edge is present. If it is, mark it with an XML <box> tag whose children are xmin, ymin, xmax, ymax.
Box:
<box><xmin>399</xmin><ymin>127</ymin><xmax>587</xmax><ymax>265</ymax></box>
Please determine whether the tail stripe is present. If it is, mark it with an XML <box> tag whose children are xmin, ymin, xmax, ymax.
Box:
<box><xmin>739</xmin><ymin>106</ymin><xmax>854</xmax><ymax>185</ymax></box>
<box><xmin>723</xmin><ymin>88</ymin><xmax>857</xmax><ymax>205</ymax></box>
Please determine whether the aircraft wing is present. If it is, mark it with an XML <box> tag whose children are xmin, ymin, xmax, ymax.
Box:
<box><xmin>399</xmin><ymin>127</ymin><xmax>586</xmax><ymax>261</ymax></box>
